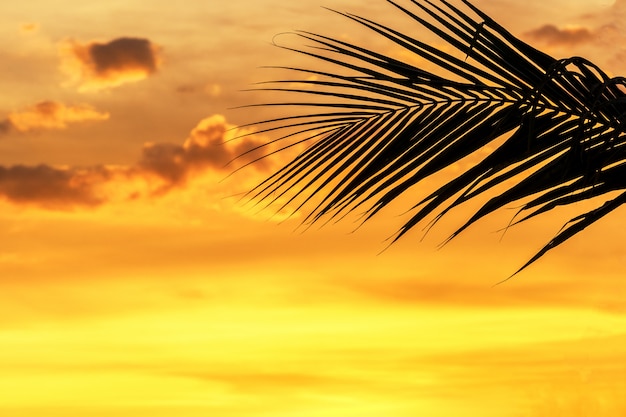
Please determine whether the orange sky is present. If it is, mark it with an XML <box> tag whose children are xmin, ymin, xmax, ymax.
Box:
<box><xmin>1</xmin><ymin>1</ymin><xmax>625</xmax><ymax>416</ymax></box>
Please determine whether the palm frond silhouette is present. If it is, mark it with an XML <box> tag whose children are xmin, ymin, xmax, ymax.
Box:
<box><xmin>240</xmin><ymin>0</ymin><xmax>626</xmax><ymax>274</ymax></box>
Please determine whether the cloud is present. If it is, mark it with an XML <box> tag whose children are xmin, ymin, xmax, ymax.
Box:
<box><xmin>0</xmin><ymin>115</ymin><xmax>271</xmax><ymax>208</ymax></box>
<box><xmin>334</xmin><ymin>276</ymin><xmax>626</xmax><ymax>313</ymax></box>
<box><xmin>612</xmin><ymin>0</ymin><xmax>626</xmax><ymax>12</ymax></box>
<box><xmin>524</xmin><ymin>24</ymin><xmax>594</xmax><ymax>46</ymax></box>
<box><xmin>20</xmin><ymin>23</ymin><xmax>39</xmax><ymax>34</ymax></box>
<box><xmin>60</xmin><ymin>37</ymin><xmax>161</xmax><ymax>92</ymax></box>
<box><xmin>1</xmin><ymin>101</ymin><xmax>109</xmax><ymax>133</ymax></box>
<box><xmin>172</xmin><ymin>371</ymin><xmax>341</xmax><ymax>393</ymax></box>
<box><xmin>0</xmin><ymin>120</ymin><xmax>11</xmax><ymax>134</ymax></box>
<box><xmin>176</xmin><ymin>83</ymin><xmax>222</xmax><ymax>97</ymax></box>
<box><xmin>136</xmin><ymin>115</ymin><xmax>269</xmax><ymax>191</ymax></box>
<box><xmin>0</xmin><ymin>164</ymin><xmax>111</xmax><ymax>208</ymax></box>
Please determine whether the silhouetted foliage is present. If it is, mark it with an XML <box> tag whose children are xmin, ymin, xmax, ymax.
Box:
<box><xmin>240</xmin><ymin>0</ymin><xmax>626</xmax><ymax>274</ymax></box>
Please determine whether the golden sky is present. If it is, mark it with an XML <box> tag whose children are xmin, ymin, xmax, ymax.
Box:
<box><xmin>1</xmin><ymin>0</ymin><xmax>625</xmax><ymax>416</ymax></box>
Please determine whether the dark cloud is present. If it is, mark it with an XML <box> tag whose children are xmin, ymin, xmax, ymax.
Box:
<box><xmin>88</xmin><ymin>38</ymin><xmax>158</xmax><ymax>75</ymax></box>
<box><xmin>0</xmin><ymin>164</ymin><xmax>109</xmax><ymax>208</ymax></box>
<box><xmin>0</xmin><ymin>115</ymin><xmax>271</xmax><ymax>208</ymax></box>
<box><xmin>524</xmin><ymin>24</ymin><xmax>594</xmax><ymax>46</ymax></box>
<box><xmin>61</xmin><ymin>37</ymin><xmax>161</xmax><ymax>91</ymax></box>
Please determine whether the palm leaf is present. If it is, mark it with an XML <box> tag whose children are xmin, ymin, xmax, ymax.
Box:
<box><xmin>239</xmin><ymin>0</ymin><xmax>626</xmax><ymax>274</ymax></box>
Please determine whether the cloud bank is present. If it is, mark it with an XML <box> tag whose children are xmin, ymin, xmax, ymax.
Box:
<box><xmin>0</xmin><ymin>115</ymin><xmax>270</xmax><ymax>208</ymax></box>
<box><xmin>60</xmin><ymin>37</ymin><xmax>161</xmax><ymax>92</ymax></box>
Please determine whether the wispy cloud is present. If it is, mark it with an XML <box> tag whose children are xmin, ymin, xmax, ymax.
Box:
<box><xmin>19</xmin><ymin>23</ymin><xmax>38</xmax><ymax>34</ymax></box>
<box><xmin>60</xmin><ymin>37</ymin><xmax>161</xmax><ymax>92</ymax></box>
<box><xmin>176</xmin><ymin>83</ymin><xmax>222</xmax><ymax>97</ymax></box>
<box><xmin>523</xmin><ymin>1</ymin><xmax>626</xmax><ymax>74</ymax></box>
<box><xmin>0</xmin><ymin>101</ymin><xmax>109</xmax><ymax>133</ymax></box>
<box><xmin>524</xmin><ymin>24</ymin><xmax>593</xmax><ymax>46</ymax></box>
<box><xmin>333</xmin><ymin>275</ymin><xmax>626</xmax><ymax>313</ymax></box>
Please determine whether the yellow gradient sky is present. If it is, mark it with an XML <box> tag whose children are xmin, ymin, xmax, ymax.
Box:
<box><xmin>1</xmin><ymin>1</ymin><xmax>625</xmax><ymax>416</ymax></box>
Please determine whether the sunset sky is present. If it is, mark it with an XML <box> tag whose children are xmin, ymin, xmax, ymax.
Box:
<box><xmin>1</xmin><ymin>0</ymin><xmax>626</xmax><ymax>416</ymax></box>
